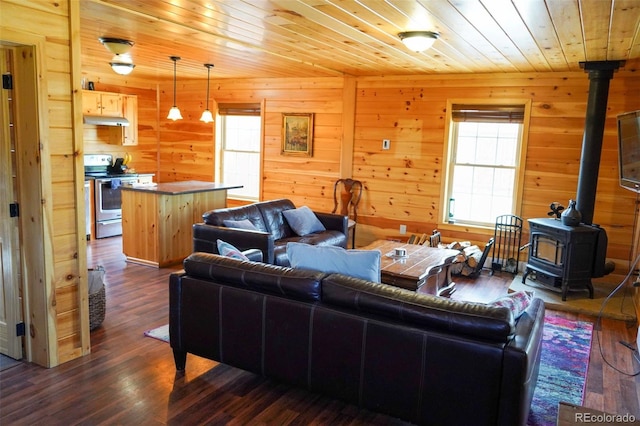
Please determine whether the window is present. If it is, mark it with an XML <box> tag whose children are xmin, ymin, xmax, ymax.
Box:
<box><xmin>216</xmin><ymin>103</ymin><xmax>261</xmax><ymax>200</ymax></box>
<box><xmin>444</xmin><ymin>103</ymin><xmax>528</xmax><ymax>227</ymax></box>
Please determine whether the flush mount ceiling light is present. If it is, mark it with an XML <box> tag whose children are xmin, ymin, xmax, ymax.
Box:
<box><xmin>109</xmin><ymin>54</ymin><xmax>135</xmax><ymax>75</ymax></box>
<box><xmin>99</xmin><ymin>37</ymin><xmax>136</xmax><ymax>75</ymax></box>
<box><xmin>398</xmin><ymin>31</ymin><xmax>439</xmax><ymax>52</ymax></box>
<box><xmin>200</xmin><ymin>63</ymin><xmax>215</xmax><ymax>123</ymax></box>
<box><xmin>99</xmin><ymin>37</ymin><xmax>134</xmax><ymax>55</ymax></box>
<box><xmin>167</xmin><ymin>56</ymin><xmax>183</xmax><ymax>121</ymax></box>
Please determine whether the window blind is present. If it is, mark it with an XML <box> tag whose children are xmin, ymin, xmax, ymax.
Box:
<box><xmin>217</xmin><ymin>103</ymin><xmax>261</xmax><ymax>116</ymax></box>
<box><xmin>451</xmin><ymin>104</ymin><xmax>524</xmax><ymax>123</ymax></box>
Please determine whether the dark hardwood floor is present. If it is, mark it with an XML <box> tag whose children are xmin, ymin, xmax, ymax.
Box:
<box><xmin>1</xmin><ymin>237</ymin><xmax>638</xmax><ymax>425</ymax></box>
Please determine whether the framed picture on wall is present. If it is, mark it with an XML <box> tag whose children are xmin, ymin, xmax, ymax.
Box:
<box><xmin>281</xmin><ymin>113</ymin><xmax>314</xmax><ymax>156</ymax></box>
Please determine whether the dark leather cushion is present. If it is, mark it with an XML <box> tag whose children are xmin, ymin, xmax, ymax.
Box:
<box><xmin>183</xmin><ymin>252</ymin><xmax>325</xmax><ymax>301</ymax></box>
<box><xmin>202</xmin><ymin>204</ymin><xmax>269</xmax><ymax>232</ymax></box>
<box><xmin>321</xmin><ymin>273</ymin><xmax>514</xmax><ymax>341</ymax></box>
<box><xmin>256</xmin><ymin>199</ymin><xmax>296</xmax><ymax>240</ymax></box>
<box><xmin>273</xmin><ymin>231</ymin><xmax>349</xmax><ymax>267</ymax></box>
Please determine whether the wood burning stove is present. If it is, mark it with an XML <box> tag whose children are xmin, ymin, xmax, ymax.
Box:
<box><xmin>523</xmin><ymin>62</ymin><xmax>623</xmax><ymax>302</ymax></box>
<box><xmin>522</xmin><ymin>218</ymin><xmax>608</xmax><ymax>301</ymax></box>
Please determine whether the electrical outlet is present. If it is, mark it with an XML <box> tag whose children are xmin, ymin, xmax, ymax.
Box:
<box><xmin>399</xmin><ymin>224</ymin><xmax>407</xmax><ymax>234</ymax></box>
<box><xmin>382</xmin><ymin>139</ymin><xmax>390</xmax><ymax>150</ymax></box>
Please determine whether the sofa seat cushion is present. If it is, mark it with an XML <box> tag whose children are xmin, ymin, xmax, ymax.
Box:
<box><xmin>287</xmin><ymin>242</ymin><xmax>381</xmax><ymax>282</ymax></box>
<box><xmin>183</xmin><ymin>252</ymin><xmax>325</xmax><ymax>301</ymax></box>
<box><xmin>321</xmin><ymin>273</ymin><xmax>514</xmax><ymax>342</ymax></box>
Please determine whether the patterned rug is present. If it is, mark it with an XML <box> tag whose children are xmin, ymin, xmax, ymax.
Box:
<box><xmin>528</xmin><ymin>315</ymin><xmax>593</xmax><ymax>426</ymax></box>
<box><xmin>144</xmin><ymin>324</ymin><xmax>169</xmax><ymax>342</ymax></box>
<box><xmin>144</xmin><ymin>316</ymin><xmax>593</xmax><ymax>426</ymax></box>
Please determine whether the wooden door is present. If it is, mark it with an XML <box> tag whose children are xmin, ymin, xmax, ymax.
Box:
<box><xmin>0</xmin><ymin>48</ymin><xmax>23</xmax><ymax>360</ymax></box>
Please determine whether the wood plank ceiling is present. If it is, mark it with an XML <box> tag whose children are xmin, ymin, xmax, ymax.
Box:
<box><xmin>79</xmin><ymin>0</ymin><xmax>640</xmax><ymax>81</ymax></box>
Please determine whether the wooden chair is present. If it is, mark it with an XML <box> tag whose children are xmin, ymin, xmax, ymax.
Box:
<box><xmin>332</xmin><ymin>178</ymin><xmax>363</xmax><ymax>248</ymax></box>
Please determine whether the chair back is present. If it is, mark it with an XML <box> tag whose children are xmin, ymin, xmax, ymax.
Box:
<box><xmin>332</xmin><ymin>178</ymin><xmax>363</xmax><ymax>221</ymax></box>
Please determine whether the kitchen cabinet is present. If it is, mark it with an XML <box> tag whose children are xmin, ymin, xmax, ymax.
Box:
<box><xmin>122</xmin><ymin>95</ymin><xmax>138</xmax><ymax>146</ymax></box>
<box><xmin>82</xmin><ymin>90</ymin><xmax>123</xmax><ymax>117</ymax></box>
<box><xmin>121</xmin><ymin>181</ymin><xmax>242</xmax><ymax>267</ymax></box>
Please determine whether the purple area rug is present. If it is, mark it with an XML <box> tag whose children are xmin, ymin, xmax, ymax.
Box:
<box><xmin>528</xmin><ymin>315</ymin><xmax>593</xmax><ymax>426</ymax></box>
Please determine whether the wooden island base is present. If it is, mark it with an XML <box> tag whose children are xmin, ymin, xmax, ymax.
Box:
<box><xmin>121</xmin><ymin>180</ymin><xmax>241</xmax><ymax>267</ymax></box>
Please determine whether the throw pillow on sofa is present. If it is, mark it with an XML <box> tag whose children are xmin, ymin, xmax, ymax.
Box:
<box><xmin>282</xmin><ymin>206</ymin><xmax>326</xmax><ymax>236</ymax></box>
<box><xmin>223</xmin><ymin>219</ymin><xmax>258</xmax><ymax>231</ymax></box>
<box><xmin>217</xmin><ymin>239</ymin><xmax>249</xmax><ymax>261</ymax></box>
<box><xmin>287</xmin><ymin>242</ymin><xmax>381</xmax><ymax>282</ymax></box>
<box><xmin>487</xmin><ymin>290</ymin><xmax>532</xmax><ymax>319</ymax></box>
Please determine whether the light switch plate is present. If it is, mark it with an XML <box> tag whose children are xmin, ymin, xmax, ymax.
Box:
<box><xmin>382</xmin><ymin>139</ymin><xmax>390</xmax><ymax>149</ymax></box>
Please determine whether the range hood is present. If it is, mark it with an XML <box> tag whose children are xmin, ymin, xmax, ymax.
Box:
<box><xmin>83</xmin><ymin>115</ymin><xmax>130</xmax><ymax>126</ymax></box>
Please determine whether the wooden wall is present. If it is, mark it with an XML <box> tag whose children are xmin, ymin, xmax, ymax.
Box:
<box><xmin>97</xmin><ymin>65</ymin><xmax>640</xmax><ymax>285</ymax></box>
<box><xmin>353</xmin><ymin>68</ymin><xmax>640</xmax><ymax>279</ymax></box>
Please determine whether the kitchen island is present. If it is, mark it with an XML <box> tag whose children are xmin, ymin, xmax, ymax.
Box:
<box><xmin>121</xmin><ymin>180</ymin><xmax>242</xmax><ymax>267</ymax></box>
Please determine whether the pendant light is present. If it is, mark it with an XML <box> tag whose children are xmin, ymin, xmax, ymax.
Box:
<box><xmin>200</xmin><ymin>63</ymin><xmax>215</xmax><ymax>123</ymax></box>
<box><xmin>167</xmin><ymin>56</ymin><xmax>183</xmax><ymax>121</ymax></box>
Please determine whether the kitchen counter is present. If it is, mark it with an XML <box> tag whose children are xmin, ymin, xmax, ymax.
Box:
<box><xmin>122</xmin><ymin>180</ymin><xmax>240</xmax><ymax>195</ymax></box>
<box><xmin>120</xmin><ymin>180</ymin><xmax>242</xmax><ymax>267</ymax></box>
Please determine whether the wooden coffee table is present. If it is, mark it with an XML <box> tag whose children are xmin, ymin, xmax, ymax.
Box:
<box><xmin>361</xmin><ymin>240</ymin><xmax>461</xmax><ymax>296</ymax></box>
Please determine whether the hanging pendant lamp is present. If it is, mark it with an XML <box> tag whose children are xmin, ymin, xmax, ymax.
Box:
<box><xmin>167</xmin><ymin>56</ymin><xmax>183</xmax><ymax>121</ymax></box>
<box><xmin>200</xmin><ymin>63</ymin><xmax>215</xmax><ymax>123</ymax></box>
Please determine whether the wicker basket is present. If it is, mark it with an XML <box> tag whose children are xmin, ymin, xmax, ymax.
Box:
<box><xmin>89</xmin><ymin>283</ymin><xmax>106</xmax><ymax>331</ymax></box>
<box><xmin>88</xmin><ymin>266</ymin><xmax>106</xmax><ymax>330</ymax></box>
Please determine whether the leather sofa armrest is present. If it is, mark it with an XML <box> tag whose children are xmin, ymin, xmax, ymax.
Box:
<box><xmin>242</xmin><ymin>248</ymin><xmax>264</xmax><ymax>262</ymax></box>
<box><xmin>498</xmin><ymin>297</ymin><xmax>545</xmax><ymax>425</ymax></box>
<box><xmin>192</xmin><ymin>223</ymin><xmax>275</xmax><ymax>263</ymax></box>
<box><xmin>314</xmin><ymin>211</ymin><xmax>349</xmax><ymax>235</ymax></box>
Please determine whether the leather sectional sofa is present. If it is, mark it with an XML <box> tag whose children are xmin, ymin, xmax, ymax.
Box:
<box><xmin>169</xmin><ymin>252</ymin><xmax>545</xmax><ymax>426</ymax></box>
<box><xmin>193</xmin><ymin>198</ymin><xmax>348</xmax><ymax>266</ymax></box>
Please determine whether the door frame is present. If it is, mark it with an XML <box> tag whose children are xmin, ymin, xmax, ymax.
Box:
<box><xmin>0</xmin><ymin>31</ymin><xmax>55</xmax><ymax>366</ymax></box>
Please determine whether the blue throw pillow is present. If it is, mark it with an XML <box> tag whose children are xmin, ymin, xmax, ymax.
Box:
<box><xmin>286</xmin><ymin>242</ymin><xmax>381</xmax><ymax>282</ymax></box>
<box><xmin>217</xmin><ymin>239</ymin><xmax>249</xmax><ymax>261</ymax></box>
<box><xmin>223</xmin><ymin>219</ymin><xmax>258</xmax><ymax>231</ymax></box>
<box><xmin>282</xmin><ymin>206</ymin><xmax>326</xmax><ymax>236</ymax></box>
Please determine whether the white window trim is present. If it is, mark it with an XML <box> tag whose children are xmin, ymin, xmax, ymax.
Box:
<box><xmin>439</xmin><ymin>99</ymin><xmax>532</xmax><ymax>231</ymax></box>
<box><xmin>214</xmin><ymin>101</ymin><xmax>265</xmax><ymax>202</ymax></box>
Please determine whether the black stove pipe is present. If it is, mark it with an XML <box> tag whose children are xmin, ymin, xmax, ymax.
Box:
<box><xmin>575</xmin><ymin>61</ymin><xmax>624</xmax><ymax>225</ymax></box>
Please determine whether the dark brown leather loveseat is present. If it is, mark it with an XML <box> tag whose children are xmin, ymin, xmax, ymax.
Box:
<box><xmin>193</xmin><ymin>198</ymin><xmax>348</xmax><ymax>266</ymax></box>
<box><xmin>169</xmin><ymin>252</ymin><xmax>545</xmax><ymax>426</ymax></box>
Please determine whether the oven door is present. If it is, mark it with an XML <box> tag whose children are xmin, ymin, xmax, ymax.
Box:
<box><xmin>95</xmin><ymin>178</ymin><xmax>123</xmax><ymax>222</ymax></box>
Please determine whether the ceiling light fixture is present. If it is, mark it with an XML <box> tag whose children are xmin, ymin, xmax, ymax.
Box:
<box><xmin>99</xmin><ymin>37</ymin><xmax>134</xmax><ymax>55</ymax></box>
<box><xmin>167</xmin><ymin>56</ymin><xmax>183</xmax><ymax>121</ymax></box>
<box><xmin>109</xmin><ymin>54</ymin><xmax>135</xmax><ymax>75</ymax></box>
<box><xmin>398</xmin><ymin>31</ymin><xmax>439</xmax><ymax>52</ymax></box>
<box><xmin>200</xmin><ymin>64</ymin><xmax>215</xmax><ymax>123</ymax></box>
<box><xmin>99</xmin><ymin>37</ymin><xmax>136</xmax><ymax>75</ymax></box>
